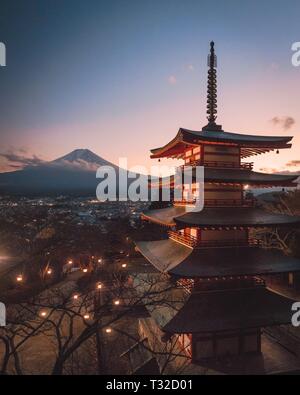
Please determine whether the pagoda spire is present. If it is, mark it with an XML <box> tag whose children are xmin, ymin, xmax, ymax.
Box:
<box><xmin>202</xmin><ymin>41</ymin><xmax>223</xmax><ymax>131</ymax></box>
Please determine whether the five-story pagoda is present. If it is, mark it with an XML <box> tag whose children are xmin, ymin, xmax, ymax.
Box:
<box><xmin>135</xmin><ymin>42</ymin><xmax>300</xmax><ymax>367</ymax></box>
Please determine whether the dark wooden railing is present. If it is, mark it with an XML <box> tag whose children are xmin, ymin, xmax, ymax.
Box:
<box><xmin>204</xmin><ymin>161</ymin><xmax>253</xmax><ymax>170</ymax></box>
<box><xmin>168</xmin><ymin>231</ymin><xmax>198</xmax><ymax>248</ymax></box>
<box><xmin>181</xmin><ymin>161</ymin><xmax>253</xmax><ymax>170</ymax></box>
<box><xmin>173</xmin><ymin>198</ymin><xmax>254</xmax><ymax>207</ymax></box>
<box><xmin>198</xmin><ymin>238</ymin><xmax>261</xmax><ymax>248</ymax></box>
<box><xmin>168</xmin><ymin>230</ymin><xmax>261</xmax><ymax>249</ymax></box>
<box><xmin>204</xmin><ymin>198</ymin><xmax>254</xmax><ymax>207</ymax></box>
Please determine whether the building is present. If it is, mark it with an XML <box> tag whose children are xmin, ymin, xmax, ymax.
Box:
<box><xmin>134</xmin><ymin>42</ymin><xmax>300</xmax><ymax>370</ymax></box>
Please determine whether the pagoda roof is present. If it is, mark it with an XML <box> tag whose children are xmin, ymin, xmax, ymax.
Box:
<box><xmin>158</xmin><ymin>287</ymin><xmax>295</xmax><ymax>333</ymax></box>
<box><xmin>141</xmin><ymin>206</ymin><xmax>300</xmax><ymax>228</ymax></box>
<box><xmin>156</xmin><ymin>168</ymin><xmax>298</xmax><ymax>188</ymax></box>
<box><xmin>135</xmin><ymin>239</ymin><xmax>300</xmax><ymax>278</ymax></box>
<box><xmin>150</xmin><ymin>128</ymin><xmax>293</xmax><ymax>159</ymax></box>
<box><xmin>203</xmin><ymin>168</ymin><xmax>298</xmax><ymax>186</ymax></box>
<box><xmin>133</xmin><ymin>273</ymin><xmax>296</xmax><ymax>333</ymax></box>
<box><xmin>175</xmin><ymin>207</ymin><xmax>300</xmax><ymax>228</ymax></box>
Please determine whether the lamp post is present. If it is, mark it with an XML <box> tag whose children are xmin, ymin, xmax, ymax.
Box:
<box><xmin>94</xmin><ymin>282</ymin><xmax>106</xmax><ymax>374</ymax></box>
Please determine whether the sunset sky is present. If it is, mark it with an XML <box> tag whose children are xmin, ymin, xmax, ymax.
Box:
<box><xmin>0</xmin><ymin>0</ymin><xmax>299</xmax><ymax>174</ymax></box>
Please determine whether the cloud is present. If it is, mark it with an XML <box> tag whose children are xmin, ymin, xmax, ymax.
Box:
<box><xmin>259</xmin><ymin>167</ymin><xmax>280</xmax><ymax>173</ymax></box>
<box><xmin>259</xmin><ymin>167</ymin><xmax>299</xmax><ymax>181</ymax></box>
<box><xmin>0</xmin><ymin>149</ymin><xmax>46</xmax><ymax>171</ymax></box>
<box><xmin>286</xmin><ymin>160</ymin><xmax>300</xmax><ymax>168</ymax></box>
<box><xmin>270</xmin><ymin>116</ymin><xmax>295</xmax><ymax>131</ymax></box>
<box><xmin>168</xmin><ymin>75</ymin><xmax>177</xmax><ymax>85</ymax></box>
<box><xmin>187</xmin><ymin>64</ymin><xmax>194</xmax><ymax>71</ymax></box>
<box><xmin>52</xmin><ymin>159</ymin><xmax>99</xmax><ymax>172</ymax></box>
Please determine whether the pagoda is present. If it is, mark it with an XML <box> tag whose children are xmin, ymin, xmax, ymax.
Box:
<box><xmin>135</xmin><ymin>42</ymin><xmax>300</xmax><ymax>367</ymax></box>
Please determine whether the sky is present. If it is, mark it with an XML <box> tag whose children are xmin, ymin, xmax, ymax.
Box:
<box><xmin>0</xmin><ymin>0</ymin><xmax>299</xmax><ymax>173</ymax></box>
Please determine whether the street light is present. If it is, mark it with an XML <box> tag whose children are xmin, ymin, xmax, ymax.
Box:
<box><xmin>121</xmin><ymin>263</ymin><xmax>127</xmax><ymax>268</ymax></box>
<box><xmin>40</xmin><ymin>311</ymin><xmax>47</xmax><ymax>318</ymax></box>
<box><xmin>16</xmin><ymin>275</ymin><xmax>23</xmax><ymax>282</ymax></box>
<box><xmin>105</xmin><ymin>327</ymin><xmax>112</xmax><ymax>334</ymax></box>
<box><xmin>114</xmin><ymin>300</ymin><xmax>120</xmax><ymax>306</ymax></box>
<box><xmin>68</xmin><ymin>260</ymin><xmax>73</xmax><ymax>265</ymax></box>
<box><xmin>97</xmin><ymin>283</ymin><xmax>102</xmax><ymax>290</ymax></box>
<box><xmin>83</xmin><ymin>314</ymin><xmax>90</xmax><ymax>320</ymax></box>
<box><xmin>97</xmin><ymin>258</ymin><xmax>102</xmax><ymax>263</ymax></box>
<box><xmin>73</xmin><ymin>294</ymin><xmax>79</xmax><ymax>300</ymax></box>
<box><xmin>47</xmin><ymin>269</ymin><xmax>52</xmax><ymax>275</ymax></box>
<box><xmin>82</xmin><ymin>268</ymin><xmax>88</xmax><ymax>273</ymax></box>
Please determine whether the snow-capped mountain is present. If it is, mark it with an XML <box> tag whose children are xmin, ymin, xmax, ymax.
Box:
<box><xmin>52</xmin><ymin>148</ymin><xmax>116</xmax><ymax>169</ymax></box>
<box><xmin>0</xmin><ymin>149</ymin><xmax>120</xmax><ymax>195</ymax></box>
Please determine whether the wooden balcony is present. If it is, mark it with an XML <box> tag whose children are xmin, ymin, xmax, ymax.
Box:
<box><xmin>168</xmin><ymin>230</ymin><xmax>198</xmax><ymax>248</ymax></box>
<box><xmin>204</xmin><ymin>198</ymin><xmax>254</xmax><ymax>207</ymax></box>
<box><xmin>204</xmin><ymin>161</ymin><xmax>253</xmax><ymax>170</ymax></box>
<box><xmin>181</xmin><ymin>161</ymin><xmax>253</xmax><ymax>170</ymax></box>
<box><xmin>173</xmin><ymin>198</ymin><xmax>255</xmax><ymax>207</ymax></box>
<box><xmin>168</xmin><ymin>230</ymin><xmax>261</xmax><ymax>249</ymax></box>
<box><xmin>198</xmin><ymin>238</ymin><xmax>261</xmax><ymax>248</ymax></box>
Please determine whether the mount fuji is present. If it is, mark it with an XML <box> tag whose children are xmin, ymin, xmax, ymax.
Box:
<box><xmin>0</xmin><ymin>149</ymin><xmax>121</xmax><ymax>195</ymax></box>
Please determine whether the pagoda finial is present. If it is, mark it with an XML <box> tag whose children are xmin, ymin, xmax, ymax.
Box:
<box><xmin>202</xmin><ymin>41</ymin><xmax>223</xmax><ymax>131</ymax></box>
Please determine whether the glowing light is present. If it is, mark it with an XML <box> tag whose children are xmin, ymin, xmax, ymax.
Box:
<box><xmin>244</xmin><ymin>184</ymin><xmax>249</xmax><ymax>190</ymax></box>
<box><xmin>121</xmin><ymin>263</ymin><xmax>127</xmax><ymax>268</ymax></box>
<box><xmin>68</xmin><ymin>260</ymin><xmax>73</xmax><ymax>265</ymax></box>
<box><xmin>16</xmin><ymin>275</ymin><xmax>23</xmax><ymax>282</ymax></box>
<box><xmin>47</xmin><ymin>269</ymin><xmax>52</xmax><ymax>275</ymax></box>
<box><xmin>73</xmin><ymin>294</ymin><xmax>79</xmax><ymax>300</ymax></box>
<box><xmin>83</xmin><ymin>314</ymin><xmax>90</xmax><ymax>320</ymax></box>
<box><xmin>105</xmin><ymin>327</ymin><xmax>112</xmax><ymax>333</ymax></box>
<box><xmin>114</xmin><ymin>300</ymin><xmax>120</xmax><ymax>306</ymax></box>
<box><xmin>98</xmin><ymin>259</ymin><xmax>102</xmax><ymax>263</ymax></box>
<box><xmin>40</xmin><ymin>311</ymin><xmax>47</xmax><ymax>317</ymax></box>
<box><xmin>82</xmin><ymin>268</ymin><xmax>88</xmax><ymax>273</ymax></box>
<box><xmin>97</xmin><ymin>283</ymin><xmax>102</xmax><ymax>289</ymax></box>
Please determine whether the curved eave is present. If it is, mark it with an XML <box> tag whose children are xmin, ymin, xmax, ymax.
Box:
<box><xmin>161</xmin><ymin>288</ymin><xmax>295</xmax><ymax>333</ymax></box>
<box><xmin>152</xmin><ymin>169</ymin><xmax>299</xmax><ymax>188</ymax></box>
<box><xmin>150</xmin><ymin>128</ymin><xmax>293</xmax><ymax>159</ymax></box>
<box><xmin>141</xmin><ymin>206</ymin><xmax>300</xmax><ymax>228</ymax></box>
<box><xmin>175</xmin><ymin>207</ymin><xmax>300</xmax><ymax>228</ymax></box>
<box><xmin>141</xmin><ymin>206</ymin><xmax>185</xmax><ymax>227</ymax></box>
<box><xmin>135</xmin><ymin>239</ymin><xmax>300</xmax><ymax>278</ymax></box>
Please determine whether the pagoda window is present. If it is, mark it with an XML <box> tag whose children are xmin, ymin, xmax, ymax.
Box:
<box><xmin>201</xmin><ymin>229</ymin><xmax>248</xmax><ymax>241</ymax></box>
<box><xmin>203</xmin><ymin>145</ymin><xmax>240</xmax><ymax>168</ymax></box>
<box><xmin>190</xmin><ymin>228</ymin><xmax>198</xmax><ymax>238</ymax></box>
<box><xmin>184</xmin><ymin>147</ymin><xmax>202</xmax><ymax>165</ymax></box>
<box><xmin>178</xmin><ymin>334</ymin><xmax>192</xmax><ymax>357</ymax></box>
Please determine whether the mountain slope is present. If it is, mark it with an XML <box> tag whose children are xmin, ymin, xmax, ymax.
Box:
<box><xmin>0</xmin><ymin>149</ymin><xmax>120</xmax><ymax>195</ymax></box>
